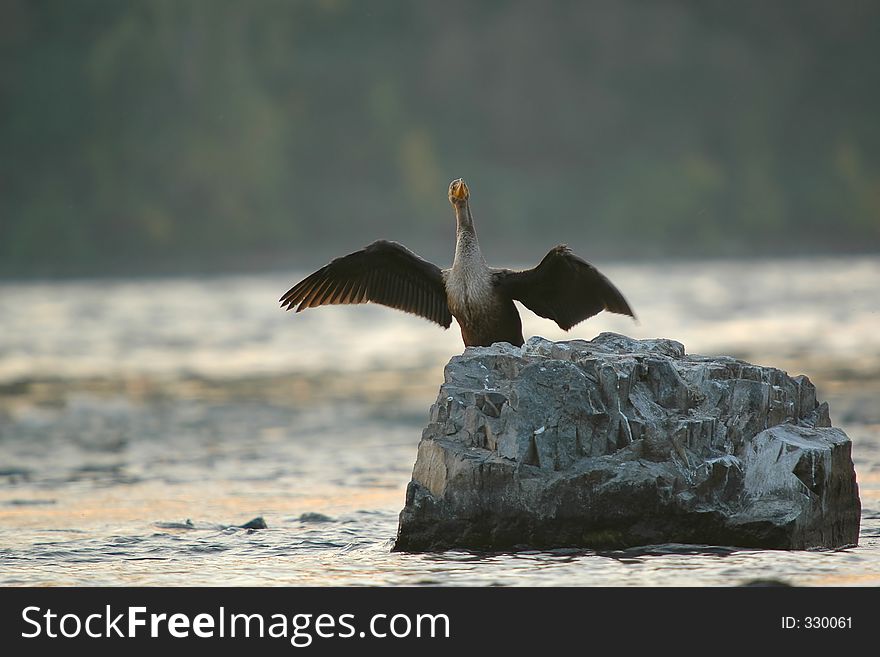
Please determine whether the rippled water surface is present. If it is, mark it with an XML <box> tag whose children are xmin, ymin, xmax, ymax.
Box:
<box><xmin>1</xmin><ymin>257</ymin><xmax>879</xmax><ymax>585</ymax></box>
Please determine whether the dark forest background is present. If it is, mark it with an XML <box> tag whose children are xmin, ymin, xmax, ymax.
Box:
<box><xmin>2</xmin><ymin>0</ymin><xmax>879</xmax><ymax>277</ymax></box>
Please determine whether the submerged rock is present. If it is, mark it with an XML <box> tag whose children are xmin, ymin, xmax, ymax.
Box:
<box><xmin>296</xmin><ymin>512</ymin><xmax>334</xmax><ymax>523</ymax></box>
<box><xmin>154</xmin><ymin>517</ymin><xmax>268</xmax><ymax>531</ymax></box>
<box><xmin>393</xmin><ymin>334</ymin><xmax>860</xmax><ymax>552</ymax></box>
<box><xmin>239</xmin><ymin>516</ymin><xmax>268</xmax><ymax>530</ymax></box>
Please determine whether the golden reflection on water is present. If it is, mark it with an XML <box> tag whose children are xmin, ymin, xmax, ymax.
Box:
<box><xmin>0</xmin><ymin>481</ymin><xmax>405</xmax><ymax>538</ymax></box>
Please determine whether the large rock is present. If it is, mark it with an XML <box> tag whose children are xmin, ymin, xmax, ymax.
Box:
<box><xmin>393</xmin><ymin>333</ymin><xmax>860</xmax><ymax>551</ymax></box>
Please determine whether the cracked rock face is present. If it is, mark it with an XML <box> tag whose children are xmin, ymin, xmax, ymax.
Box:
<box><xmin>393</xmin><ymin>333</ymin><xmax>860</xmax><ymax>552</ymax></box>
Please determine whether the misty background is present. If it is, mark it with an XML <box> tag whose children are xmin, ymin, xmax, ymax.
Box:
<box><xmin>2</xmin><ymin>0</ymin><xmax>879</xmax><ymax>278</ymax></box>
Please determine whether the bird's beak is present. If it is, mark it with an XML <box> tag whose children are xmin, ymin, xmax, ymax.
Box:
<box><xmin>450</xmin><ymin>179</ymin><xmax>469</xmax><ymax>201</ymax></box>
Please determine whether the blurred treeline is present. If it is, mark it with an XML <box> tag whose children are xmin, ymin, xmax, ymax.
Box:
<box><xmin>1</xmin><ymin>0</ymin><xmax>879</xmax><ymax>277</ymax></box>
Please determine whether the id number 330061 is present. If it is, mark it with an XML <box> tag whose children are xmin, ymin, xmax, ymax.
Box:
<box><xmin>781</xmin><ymin>617</ymin><xmax>852</xmax><ymax>629</ymax></box>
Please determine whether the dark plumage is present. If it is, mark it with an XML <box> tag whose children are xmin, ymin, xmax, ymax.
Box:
<box><xmin>493</xmin><ymin>245</ymin><xmax>634</xmax><ymax>331</ymax></box>
<box><xmin>280</xmin><ymin>179</ymin><xmax>635</xmax><ymax>347</ymax></box>
<box><xmin>279</xmin><ymin>240</ymin><xmax>452</xmax><ymax>328</ymax></box>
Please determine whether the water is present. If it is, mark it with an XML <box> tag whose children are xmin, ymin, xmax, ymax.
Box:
<box><xmin>1</xmin><ymin>256</ymin><xmax>879</xmax><ymax>586</ymax></box>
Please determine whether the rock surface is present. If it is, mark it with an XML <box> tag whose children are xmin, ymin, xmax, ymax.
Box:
<box><xmin>393</xmin><ymin>333</ymin><xmax>860</xmax><ymax>552</ymax></box>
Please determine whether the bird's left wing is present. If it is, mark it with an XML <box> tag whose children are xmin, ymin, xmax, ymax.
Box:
<box><xmin>493</xmin><ymin>245</ymin><xmax>635</xmax><ymax>330</ymax></box>
<box><xmin>280</xmin><ymin>240</ymin><xmax>452</xmax><ymax>328</ymax></box>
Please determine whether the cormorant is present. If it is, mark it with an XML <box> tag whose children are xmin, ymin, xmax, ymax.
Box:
<box><xmin>280</xmin><ymin>179</ymin><xmax>635</xmax><ymax>347</ymax></box>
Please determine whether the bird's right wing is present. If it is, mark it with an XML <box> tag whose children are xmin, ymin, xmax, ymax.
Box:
<box><xmin>280</xmin><ymin>240</ymin><xmax>452</xmax><ymax>328</ymax></box>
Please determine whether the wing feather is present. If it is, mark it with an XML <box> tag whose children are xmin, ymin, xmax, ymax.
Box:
<box><xmin>301</xmin><ymin>278</ymin><xmax>331</xmax><ymax>309</ymax></box>
<box><xmin>493</xmin><ymin>245</ymin><xmax>635</xmax><ymax>331</ymax></box>
<box><xmin>280</xmin><ymin>240</ymin><xmax>452</xmax><ymax>328</ymax></box>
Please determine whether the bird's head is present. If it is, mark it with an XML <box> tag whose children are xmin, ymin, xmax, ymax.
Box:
<box><xmin>448</xmin><ymin>178</ymin><xmax>469</xmax><ymax>206</ymax></box>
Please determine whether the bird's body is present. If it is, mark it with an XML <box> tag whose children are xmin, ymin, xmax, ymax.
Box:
<box><xmin>280</xmin><ymin>179</ymin><xmax>635</xmax><ymax>347</ymax></box>
<box><xmin>443</xmin><ymin>199</ymin><xmax>525</xmax><ymax>346</ymax></box>
<box><xmin>445</xmin><ymin>266</ymin><xmax>524</xmax><ymax>347</ymax></box>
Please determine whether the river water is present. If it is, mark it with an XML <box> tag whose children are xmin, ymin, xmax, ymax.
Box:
<box><xmin>1</xmin><ymin>256</ymin><xmax>878</xmax><ymax>585</ymax></box>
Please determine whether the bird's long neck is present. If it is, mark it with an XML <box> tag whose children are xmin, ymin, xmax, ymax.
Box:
<box><xmin>452</xmin><ymin>201</ymin><xmax>486</xmax><ymax>271</ymax></box>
